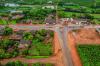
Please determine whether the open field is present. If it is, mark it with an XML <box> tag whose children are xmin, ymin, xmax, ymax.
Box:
<box><xmin>73</xmin><ymin>28</ymin><xmax>100</xmax><ymax>44</ymax></box>
<box><xmin>59</xmin><ymin>0</ymin><xmax>100</xmax><ymax>7</ymax></box>
<box><xmin>58</xmin><ymin>11</ymin><xmax>100</xmax><ymax>19</ymax></box>
<box><xmin>72</xmin><ymin>29</ymin><xmax>100</xmax><ymax>66</ymax></box>
<box><xmin>67</xmin><ymin>28</ymin><xmax>100</xmax><ymax>66</ymax></box>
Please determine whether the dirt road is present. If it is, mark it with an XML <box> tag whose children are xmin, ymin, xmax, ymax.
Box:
<box><xmin>0</xmin><ymin>32</ymin><xmax>64</xmax><ymax>66</ymax></box>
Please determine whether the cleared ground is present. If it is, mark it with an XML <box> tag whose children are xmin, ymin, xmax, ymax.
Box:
<box><xmin>68</xmin><ymin>28</ymin><xmax>100</xmax><ymax>66</ymax></box>
<box><xmin>73</xmin><ymin>28</ymin><xmax>100</xmax><ymax>44</ymax></box>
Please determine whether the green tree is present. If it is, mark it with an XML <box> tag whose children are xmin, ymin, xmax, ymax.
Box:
<box><xmin>5</xmin><ymin>61</ymin><xmax>23</xmax><ymax>66</ymax></box>
<box><xmin>22</xmin><ymin>49</ymin><xmax>29</xmax><ymax>55</ymax></box>
<box><xmin>35</xmin><ymin>33</ymin><xmax>44</xmax><ymax>41</ymax></box>
<box><xmin>3</xmin><ymin>26</ymin><xmax>13</xmax><ymax>35</ymax></box>
<box><xmin>37</xmin><ymin>29</ymin><xmax>47</xmax><ymax>36</ymax></box>
<box><xmin>23</xmin><ymin>32</ymin><xmax>33</xmax><ymax>40</ymax></box>
<box><xmin>32</xmin><ymin>63</ymin><xmax>41</xmax><ymax>66</ymax></box>
<box><xmin>0</xmin><ymin>39</ymin><xmax>18</xmax><ymax>50</ymax></box>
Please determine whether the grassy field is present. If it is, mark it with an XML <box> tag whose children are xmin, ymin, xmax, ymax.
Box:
<box><xmin>0</xmin><ymin>19</ymin><xmax>17</xmax><ymax>25</ymax></box>
<box><xmin>58</xmin><ymin>11</ymin><xmax>100</xmax><ymax>19</ymax></box>
<box><xmin>60</xmin><ymin>0</ymin><xmax>100</xmax><ymax>7</ymax></box>
<box><xmin>0</xmin><ymin>19</ymin><xmax>8</xmax><ymax>25</ymax></box>
<box><xmin>77</xmin><ymin>45</ymin><xmax>100</xmax><ymax>66</ymax></box>
<box><xmin>25</xmin><ymin>56</ymin><xmax>49</xmax><ymax>59</ymax></box>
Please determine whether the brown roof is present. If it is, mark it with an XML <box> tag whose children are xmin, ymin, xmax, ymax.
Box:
<box><xmin>45</xmin><ymin>14</ymin><xmax>56</xmax><ymax>24</ymax></box>
<box><xmin>45</xmin><ymin>18</ymin><xmax>56</xmax><ymax>24</ymax></box>
<box><xmin>0</xmin><ymin>36</ymin><xmax>3</xmax><ymax>39</ymax></box>
<box><xmin>9</xmin><ymin>34</ymin><xmax>22</xmax><ymax>40</ymax></box>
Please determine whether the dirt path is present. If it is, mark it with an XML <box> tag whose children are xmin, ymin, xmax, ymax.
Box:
<box><xmin>0</xmin><ymin>32</ymin><xmax>64</xmax><ymax>66</ymax></box>
<box><xmin>67</xmin><ymin>32</ymin><xmax>82</xmax><ymax>66</ymax></box>
<box><xmin>54</xmin><ymin>32</ymin><xmax>64</xmax><ymax>66</ymax></box>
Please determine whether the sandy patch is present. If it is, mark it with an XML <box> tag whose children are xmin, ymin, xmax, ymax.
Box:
<box><xmin>73</xmin><ymin>28</ymin><xmax>100</xmax><ymax>44</ymax></box>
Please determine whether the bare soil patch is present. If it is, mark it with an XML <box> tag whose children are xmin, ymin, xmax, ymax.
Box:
<box><xmin>54</xmin><ymin>32</ymin><xmax>64</xmax><ymax>66</ymax></box>
<box><xmin>67</xmin><ymin>32</ymin><xmax>82</xmax><ymax>66</ymax></box>
<box><xmin>67</xmin><ymin>28</ymin><xmax>100</xmax><ymax>66</ymax></box>
<box><xmin>73</xmin><ymin>28</ymin><xmax>100</xmax><ymax>44</ymax></box>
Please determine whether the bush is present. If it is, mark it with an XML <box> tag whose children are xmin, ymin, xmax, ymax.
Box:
<box><xmin>32</xmin><ymin>62</ymin><xmax>54</xmax><ymax>66</ymax></box>
<box><xmin>3</xmin><ymin>27</ymin><xmax>13</xmax><ymax>36</ymax></box>
<box><xmin>5</xmin><ymin>61</ymin><xmax>28</xmax><ymax>66</ymax></box>
<box><xmin>0</xmin><ymin>53</ymin><xmax>12</xmax><ymax>59</ymax></box>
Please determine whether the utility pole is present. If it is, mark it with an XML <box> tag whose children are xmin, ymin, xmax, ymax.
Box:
<box><xmin>56</xmin><ymin>0</ymin><xmax>61</xmax><ymax>24</ymax></box>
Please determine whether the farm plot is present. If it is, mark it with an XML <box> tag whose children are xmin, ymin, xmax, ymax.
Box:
<box><xmin>77</xmin><ymin>45</ymin><xmax>100</xmax><ymax>66</ymax></box>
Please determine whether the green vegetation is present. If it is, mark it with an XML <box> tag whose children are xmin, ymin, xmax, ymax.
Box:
<box><xmin>59</xmin><ymin>0</ymin><xmax>100</xmax><ymax>7</ymax></box>
<box><xmin>0</xmin><ymin>19</ymin><xmax>7</xmax><ymax>25</ymax></box>
<box><xmin>91</xmin><ymin>19</ymin><xmax>100</xmax><ymax>24</ymax></box>
<box><xmin>32</xmin><ymin>62</ymin><xmax>54</xmax><ymax>66</ymax></box>
<box><xmin>0</xmin><ymin>0</ymin><xmax>57</xmax><ymax>5</ymax></box>
<box><xmin>58</xmin><ymin>11</ymin><xmax>100</xmax><ymax>19</ymax></box>
<box><xmin>4</xmin><ymin>61</ymin><xmax>28</xmax><ymax>66</ymax></box>
<box><xmin>57</xmin><ymin>0</ymin><xmax>100</xmax><ymax>25</ymax></box>
<box><xmin>77</xmin><ymin>45</ymin><xmax>100</xmax><ymax>66</ymax></box>
<box><xmin>3</xmin><ymin>27</ymin><xmax>13</xmax><ymax>35</ymax></box>
<box><xmin>24</xmin><ymin>29</ymin><xmax>54</xmax><ymax>58</ymax></box>
<box><xmin>26</xmin><ymin>56</ymin><xmax>49</xmax><ymax>59</ymax></box>
<box><xmin>24</xmin><ymin>8</ymin><xmax>54</xmax><ymax>20</ymax></box>
<box><xmin>0</xmin><ymin>29</ymin><xmax>54</xmax><ymax>59</ymax></box>
<box><xmin>0</xmin><ymin>39</ymin><xmax>18</xmax><ymax>59</ymax></box>
<box><xmin>0</xmin><ymin>5</ymin><xmax>55</xmax><ymax>24</ymax></box>
<box><xmin>0</xmin><ymin>61</ymin><xmax>54</xmax><ymax>66</ymax></box>
<box><xmin>58</xmin><ymin>5</ymin><xmax>100</xmax><ymax>14</ymax></box>
<box><xmin>0</xmin><ymin>61</ymin><xmax>28</xmax><ymax>66</ymax></box>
